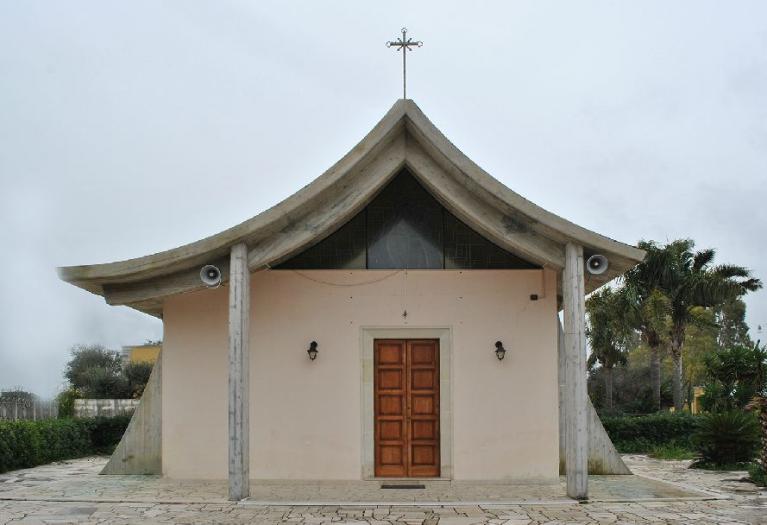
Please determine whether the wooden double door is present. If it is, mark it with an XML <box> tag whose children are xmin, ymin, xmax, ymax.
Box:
<box><xmin>374</xmin><ymin>339</ymin><xmax>440</xmax><ymax>478</ymax></box>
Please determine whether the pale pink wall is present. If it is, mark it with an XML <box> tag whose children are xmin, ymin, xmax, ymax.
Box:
<box><xmin>162</xmin><ymin>269</ymin><xmax>559</xmax><ymax>480</ymax></box>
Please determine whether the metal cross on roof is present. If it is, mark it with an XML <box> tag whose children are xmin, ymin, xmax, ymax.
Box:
<box><xmin>386</xmin><ymin>28</ymin><xmax>423</xmax><ymax>99</ymax></box>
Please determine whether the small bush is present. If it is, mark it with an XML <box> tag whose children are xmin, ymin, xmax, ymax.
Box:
<box><xmin>602</xmin><ymin>412</ymin><xmax>700</xmax><ymax>453</ymax></box>
<box><xmin>55</xmin><ymin>388</ymin><xmax>80</xmax><ymax>418</ymax></box>
<box><xmin>748</xmin><ymin>463</ymin><xmax>767</xmax><ymax>486</ymax></box>
<box><xmin>86</xmin><ymin>415</ymin><xmax>132</xmax><ymax>453</ymax></box>
<box><xmin>0</xmin><ymin>416</ymin><xmax>130</xmax><ymax>474</ymax></box>
<box><xmin>692</xmin><ymin>410</ymin><xmax>760</xmax><ymax>467</ymax></box>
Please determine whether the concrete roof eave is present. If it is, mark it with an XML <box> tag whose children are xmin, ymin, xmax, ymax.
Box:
<box><xmin>58</xmin><ymin>99</ymin><xmax>645</xmax><ymax>317</ymax></box>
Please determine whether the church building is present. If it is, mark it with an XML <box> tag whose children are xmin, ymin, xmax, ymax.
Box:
<box><xmin>59</xmin><ymin>100</ymin><xmax>644</xmax><ymax>501</ymax></box>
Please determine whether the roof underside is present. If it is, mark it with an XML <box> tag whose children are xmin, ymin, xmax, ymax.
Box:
<box><xmin>58</xmin><ymin>99</ymin><xmax>645</xmax><ymax>317</ymax></box>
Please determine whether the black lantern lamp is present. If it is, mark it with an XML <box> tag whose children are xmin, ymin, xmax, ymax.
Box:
<box><xmin>495</xmin><ymin>341</ymin><xmax>507</xmax><ymax>361</ymax></box>
<box><xmin>307</xmin><ymin>341</ymin><xmax>319</xmax><ymax>361</ymax></box>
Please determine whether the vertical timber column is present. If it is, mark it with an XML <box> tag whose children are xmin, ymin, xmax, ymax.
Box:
<box><xmin>228</xmin><ymin>243</ymin><xmax>250</xmax><ymax>501</ymax></box>
<box><xmin>563</xmin><ymin>242</ymin><xmax>588</xmax><ymax>500</ymax></box>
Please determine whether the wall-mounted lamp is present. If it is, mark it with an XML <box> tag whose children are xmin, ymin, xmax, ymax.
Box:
<box><xmin>495</xmin><ymin>341</ymin><xmax>507</xmax><ymax>361</ymax></box>
<box><xmin>307</xmin><ymin>341</ymin><xmax>319</xmax><ymax>361</ymax></box>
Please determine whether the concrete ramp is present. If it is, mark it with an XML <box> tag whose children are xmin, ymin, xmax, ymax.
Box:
<box><xmin>557</xmin><ymin>320</ymin><xmax>631</xmax><ymax>475</ymax></box>
<box><xmin>101</xmin><ymin>353</ymin><xmax>162</xmax><ymax>475</ymax></box>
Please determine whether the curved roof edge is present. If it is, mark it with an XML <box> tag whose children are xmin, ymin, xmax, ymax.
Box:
<box><xmin>59</xmin><ymin>99</ymin><xmax>644</xmax><ymax>316</ymax></box>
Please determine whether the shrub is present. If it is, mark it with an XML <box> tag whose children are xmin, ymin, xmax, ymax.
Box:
<box><xmin>602</xmin><ymin>412</ymin><xmax>700</xmax><ymax>453</ymax></box>
<box><xmin>86</xmin><ymin>415</ymin><xmax>132</xmax><ymax>453</ymax></box>
<box><xmin>748</xmin><ymin>463</ymin><xmax>767</xmax><ymax>486</ymax></box>
<box><xmin>55</xmin><ymin>388</ymin><xmax>80</xmax><ymax>418</ymax></box>
<box><xmin>0</xmin><ymin>416</ymin><xmax>130</xmax><ymax>474</ymax></box>
<box><xmin>692</xmin><ymin>410</ymin><xmax>760</xmax><ymax>467</ymax></box>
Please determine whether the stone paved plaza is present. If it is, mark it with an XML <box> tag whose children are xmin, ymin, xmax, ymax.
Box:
<box><xmin>0</xmin><ymin>455</ymin><xmax>765</xmax><ymax>524</ymax></box>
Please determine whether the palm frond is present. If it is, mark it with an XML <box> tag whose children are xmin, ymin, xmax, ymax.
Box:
<box><xmin>739</xmin><ymin>277</ymin><xmax>763</xmax><ymax>292</ymax></box>
<box><xmin>711</xmin><ymin>264</ymin><xmax>751</xmax><ymax>280</ymax></box>
<box><xmin>693</xmin><ymin>248</ymin><xmax>715</xmax><ymax>271</ymax></box>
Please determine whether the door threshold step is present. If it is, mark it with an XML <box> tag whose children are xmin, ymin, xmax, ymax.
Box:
<box><xmin>380</xmin><ymin>483</ymin><xmax>426</xmax><ymax>490</ymax></box>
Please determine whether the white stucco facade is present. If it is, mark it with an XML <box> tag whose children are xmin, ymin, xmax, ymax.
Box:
<box><xmin>161</xmin><ymin>268</ymin><xmax>559</xmax><ymax>481</ymax></box>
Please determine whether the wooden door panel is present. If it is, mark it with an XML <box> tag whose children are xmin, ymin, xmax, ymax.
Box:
<box><xmin>378</xmin><ymin>369</ymin><xmax>403</xmax><ymax>389</ymax></box>
<box><xmin>374</xmin><ymin>338</ymin><xmax>440</xmax><ymax>478</ymax></box>
<box><xmin>379</xmin><ymin>445</ymin><xmax>404</xmax><ymax>466</ymax></box>
<box><xmin>407</xmin><ymin>340</ymin><xmax>440</xmax><ymax>477</ymax></box>
<box><xmin>378</xmin><ymin>343</ymin><xmax>405</xmax><ymax>364</ymax></box>
<box><xmin>411</xmin><ymin>420</ymin><xmax>437</xmax><ymax>440</ymax></box>
<box><xmin>411</xmin><ymin>395</ymin><xmax>435</xmax><ymax>415</ymax></box>
<box><xmin>409</xmin><ymin>342</ymin><xmax>436</xmax><ymax>364</ymax></box>
<box><xmin>378</xmin><ymin>395</ymin><xmax>404</xmax><ymax>415</ymax></box>
<box><xmin>378</xmin><ymin>420</ymin><xmax>404</xmax><ymax>440</ymax></box>
<box><xmin>374</xmin><ymin>340</ymin><xmax>407</xmax><ymax>477</ymax></box>
<box><xmin>411</xmin><ymin>370</ymin><xmax>436</xmax><ymax>390</ymax></box>
<box><xmin>411</xmin><ymin>444</ymin><xmax>436</xmax><ymax>465</ymax></box>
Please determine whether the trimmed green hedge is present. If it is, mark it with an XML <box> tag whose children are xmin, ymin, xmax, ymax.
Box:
<box><xmin>601</xmin><ymin>413</ymin><xmax>700</xmax><ymax>453</ymax></box>
<box><xmin>0</xmin><ymin>416</ymin><xmax>131</xmax><ymax>474</ymax></box>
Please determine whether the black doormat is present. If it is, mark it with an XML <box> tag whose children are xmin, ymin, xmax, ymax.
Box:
<box><xmin>380</xmin><ymin>483</ymin><xmax>426</xmax><ymax>490</ymax></box>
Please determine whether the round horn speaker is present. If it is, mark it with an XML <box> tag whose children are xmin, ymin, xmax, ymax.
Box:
<box><xmin>586</xmin><ymin>254</ymin><xmax>609</xmax><ymax>275</ymax></box>
<box><xmin>200</xmin><ymin>265</ymin><xmax>222</xmax><ymax>288</ymax></box>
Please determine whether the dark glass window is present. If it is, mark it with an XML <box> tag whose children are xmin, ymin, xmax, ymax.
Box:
<box><xmin>277</xmin><ymin>211</ymin><xmax>366</xmax><ymax>269</ymax></box>
<box><xmin>367</xmin><ymin>171</ymin><xmax>443</xmax><ymax>269</ymax></box>
<box><xmin>276</xmin><ymin>169</ymin><xmax>539</xmax><ymax>270</ymax></box>
<box><xmin>444</xmin><ymin>213</ymin><xmax>537</xmax><ymax>270</ymax></box>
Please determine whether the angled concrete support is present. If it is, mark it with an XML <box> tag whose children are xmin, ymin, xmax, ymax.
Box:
<box><xmin>558</xmin><ymin>319</ymin><xmax>631</xmax><ymax>475</ymax></box>
<box><xmin>228</xmin><ymin>243</ymin><xmax>250</xmax><ymax>501</ymax></box>
<box><xmin>563</xmin><ymin>243</ymin><xmax>588</xmax><ymax>499</ymax></box>
<box><xmin>100</xmin><ymin>353</ymin><xmax>162</xmax><ymax>475</ymax></box>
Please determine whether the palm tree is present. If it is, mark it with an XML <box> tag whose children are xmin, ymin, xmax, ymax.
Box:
<box><xmin>586</xmin><ymin>287</ymin><xmax>633</xmax><ymax>411</ymax></box>
<box><xmin>659</xmin><ymin>240</ymin><xmax>762</xmax><ymax>411</ymax></box>
<box><xmin>622</xmin><ymin>241</ymin><xmax>675</xmax><ymax>411</ymax></box>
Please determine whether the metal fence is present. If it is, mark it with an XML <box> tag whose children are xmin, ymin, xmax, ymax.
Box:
<box><xmin>0</xmin><ymin>399</ymin><xmax>58</xmax><ymax>421</ymax></box>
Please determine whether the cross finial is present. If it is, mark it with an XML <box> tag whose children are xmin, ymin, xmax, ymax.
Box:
<box><xmin>386</xmin><ymin>28</ymin><xmax>422</xmax><ymax>99</ymax></box>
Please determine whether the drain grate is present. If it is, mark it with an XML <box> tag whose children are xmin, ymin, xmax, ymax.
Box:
<box><xmin>380</xmin><ymin>483</ymin><xmax>426</xmax><ymax>490</ymax></box>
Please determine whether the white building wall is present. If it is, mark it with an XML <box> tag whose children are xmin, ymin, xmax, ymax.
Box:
<box><xmin>162</xmin><ymin>269</ymin><xmax>559</xmax><ymax>481</ymax></box>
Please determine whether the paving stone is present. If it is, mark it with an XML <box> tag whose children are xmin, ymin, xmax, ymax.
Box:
<box><xmin>1</xmin><ymin>456</ymin><xmax>767</xmax><ymax>524</ymax></box>
<box><xmin>438</xmin><ymin>517</ymin><xmax>490</xmax><ymax>525</ymax></box>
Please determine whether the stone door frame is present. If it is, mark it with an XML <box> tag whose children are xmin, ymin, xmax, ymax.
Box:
<box><xmin>360</xmin><ymin>326</ymin><xmax>453</xmax><ymax>480</ymax></box>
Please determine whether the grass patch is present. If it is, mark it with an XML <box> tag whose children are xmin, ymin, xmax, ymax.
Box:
<box><xmin>648</xmin><ymin>444</ymin><xmax>697</xmax><ymax>460</ymax></box>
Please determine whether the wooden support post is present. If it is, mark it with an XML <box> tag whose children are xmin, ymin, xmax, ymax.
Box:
<box><xmin>228</xmin><ymin>243</ymin><xmax>250</xmax><ymax>501</ymax></box>
<box><xmin>564</xmin><ymin>242</ymin><xmax>588</xmax><ymax>500</ymax></box>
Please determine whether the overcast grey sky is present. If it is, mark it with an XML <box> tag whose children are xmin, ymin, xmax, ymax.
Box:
<box><xmin>1</xmin><ymin>1</ymin><xmax>765</xmax><ymax>397</ymax></box>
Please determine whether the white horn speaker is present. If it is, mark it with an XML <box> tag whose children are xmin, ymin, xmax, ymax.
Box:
<box><xmin>586</xmin><ymin>254</ymin><xmax>609</xmax><ymax>275</ymax></box>
<box><xmin>200</xmin><ymin>265</ymin><xmax>222</xmax><ymax>288</ymax></box>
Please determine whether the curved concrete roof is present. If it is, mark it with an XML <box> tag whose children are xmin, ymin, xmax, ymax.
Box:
<box><xmin>59</xmin><ymin>99</ymin><xmax>644</xmax><ymax>316</ymax></box>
